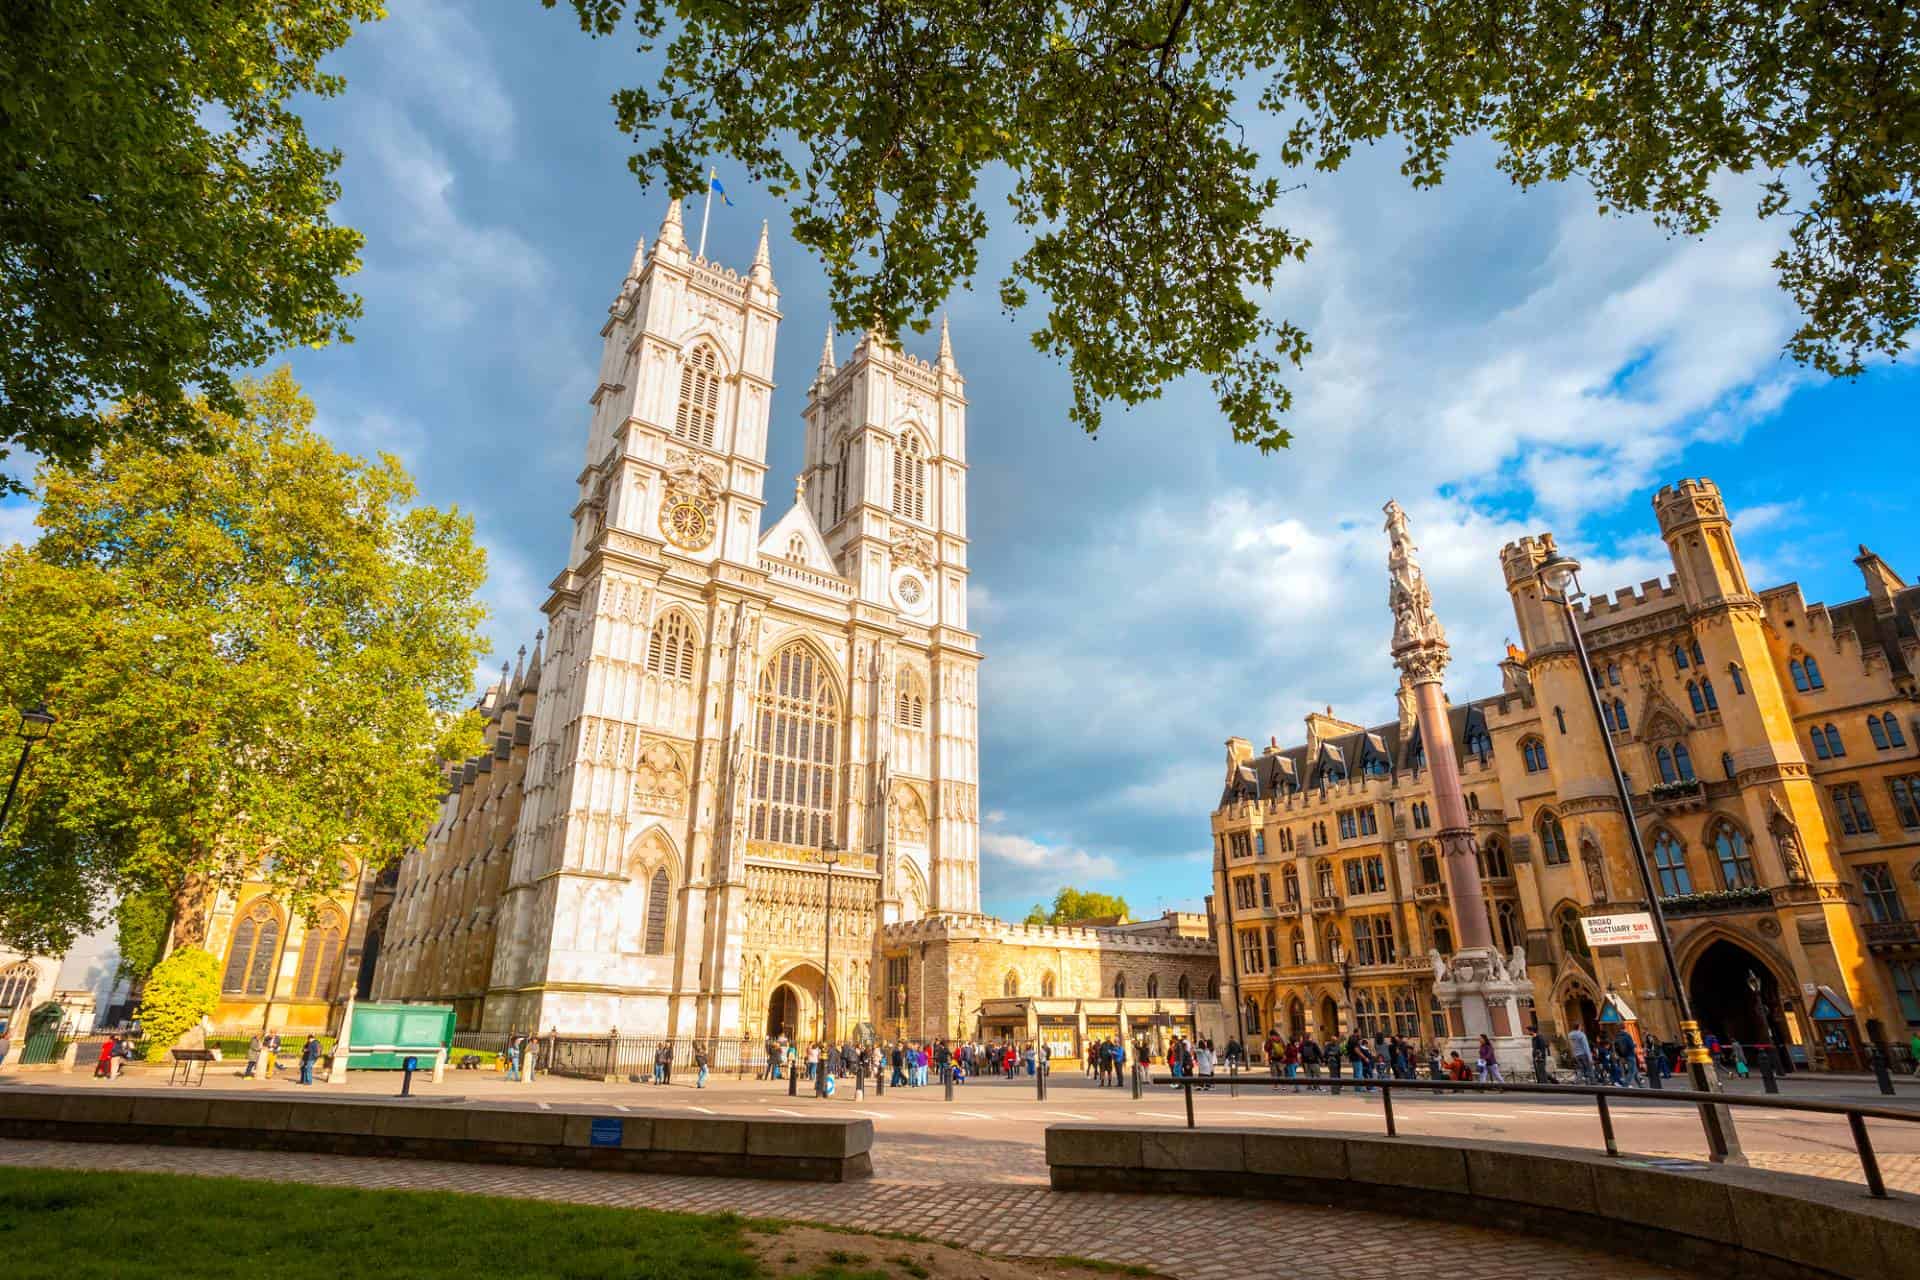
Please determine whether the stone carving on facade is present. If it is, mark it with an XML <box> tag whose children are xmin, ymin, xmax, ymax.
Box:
<box><xmin>658</xmin><ymin>451</ymin><xmax>723</xmax><ymax>550</ymax></box>
<box><xmin>1581</xmin><ymin>840</ymin><xmax>1609</xmax><ymax>901</ymax></box>
<box><xmin>894</xmin><ymin>527</ymin><xmax>935</xmax><ymax>573</ymax></box>
<box><xmin>1768</xmin><ymin>792</ymin><xmax>1812</xmax><ymax>883</ymax></box>
<box><xmin>1384</xmin><ymin>500</ymin><xmax>1448</xmax><ymax>665</ymax></box>
<box><xmin>632</xmin><ymin>740</ymin><xmax>690</xmax><ymax>815</ymax></box>
<box><xmin>1429</xmin><ymin>948</ymin><xmax>1449</xmax><ymax>983</ymax></box>
<box><xmin>889</xmin><ymin>783</ymin><xmax>929</xmax><ymax>844</ymax></box>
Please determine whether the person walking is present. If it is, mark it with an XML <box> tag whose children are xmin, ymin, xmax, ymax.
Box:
<box><xmin>299</xmin><ymin>1035</ymin><xmax>320</xmax><ymax>1085</ymax></box>
<box><xmin>93</xmin><ymin>1036</ymin><xmax>116</xmax><ymax>1080</ymax></box>
<box><xmin>241</xmin><ymin>1033</ymin><xmax>263</xmax><ymax>1080</ymax></box>
<box><xmin>1326</xmin><ymin>1035</ymin><xmax>1343</xmax><ymax>1094</ymax></box>
<box><xmin>694</xmin><ymin>1042</ymin><xmax>709</xmax><ymax>1089</ymax></box>
<box><xmin>1567</xmin><ymin>1025</ymin><xmax>1593</xmax><ymax>1083</ymax></box>
<box><xmin>1196</xmin><ymin>1039</ymin><xmax>1216</xmax><ymax>1091</ymax></box>
<box><xmin>1300</xmin><ymin>1035</ymin><xmax>1322</xmax><ymax>1090</ymax></box>
<box><xmin>1614</xmin><ymin>1028</ymin><xmax>1644</xmax><ymax>1088</ymax></box>
<box><xmin>1477</xmin><ymin>1034</ymin><xmax>1504</xmax><ymax>1084</ymax></box>
<box><xmin>263</xmin><ymin>1031</ymin><xmax>282</xmax><ymax>1080</ymax></box>
<box><xmin>1530</xmin><ymin>1027</ymin><xmax>1551</xmax><ymax>1083</ymax></box>
<box><xmin>506</xmin><ymin>1035</ymin><xmax>523</xmax><ymax>1081</ymax></box>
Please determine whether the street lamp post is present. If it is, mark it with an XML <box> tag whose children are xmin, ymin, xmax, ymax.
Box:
<box><xmin>1747</xmin><ymin>969</ymin><xmax>1780</xmax><ymax>1094</ymax></box>
<box><xmin>816</xmin><ymin>838</ymin><xmax>839</xmax><ymax>1098</ymax></box>
<box><xmin>0</xmin><ymin>704</ymin><xmax>56</xmax><ymax>838</ymax></box>
<box><xmin>1535</xmin><ymin>551</ymin><xmax>1743</xmax><ymax>1162</ymax></box>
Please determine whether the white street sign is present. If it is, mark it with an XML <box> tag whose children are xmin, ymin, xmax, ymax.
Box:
<box><xmin>1581</xmin><ymin>912</ymin><xmax>1658</xmax><ymax>946</ymax></box>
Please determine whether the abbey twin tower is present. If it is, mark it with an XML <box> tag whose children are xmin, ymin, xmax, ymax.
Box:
<box><xmin>374</xmin><ymin>200</ymin><xmax>986</xmax><ymax>1041</ymax></box>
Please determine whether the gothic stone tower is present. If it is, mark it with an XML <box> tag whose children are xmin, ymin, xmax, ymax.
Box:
<box><xmin>484</xmin><ymin>205</ymin><xmax>981</xmax><ymax>1040</ymax></box>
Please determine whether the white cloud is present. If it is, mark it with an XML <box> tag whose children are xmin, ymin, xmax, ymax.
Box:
<box><xmin>369</xmin><ymin>1</ymin><xmax>517</xmax><ymax>152</ymax></box>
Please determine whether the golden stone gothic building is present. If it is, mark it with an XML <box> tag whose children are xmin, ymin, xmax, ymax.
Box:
<box><xmin>1212</xmin><ymin>479</ymin><xmax>1919</xmax><ymax>1069</ymax></box>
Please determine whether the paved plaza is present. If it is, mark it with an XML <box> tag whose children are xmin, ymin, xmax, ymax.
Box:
<box><xmin>4</xmin><ymin>1066</ymin><xmax>1917</xmax><ymax>1279</ymax></box>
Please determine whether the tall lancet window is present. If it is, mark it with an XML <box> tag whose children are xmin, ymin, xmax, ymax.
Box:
<box><xmin>674</xmin><ymin>342</ymin><xmax>721</xmax><ymax>448</ymax></box>
<box><xmin>832</xmin><ymin>435</ymin><xmax>851</xmax><ymax>522</ymax></box>
<box><xmin>892</xmin><ymin>431</ymin><xmax>927</xmax><ymax>523</ymax></box>
<box><xmin>749</xmin><ymin>643</ymin><xmax>841</xmax><ymax>848</ymax></box>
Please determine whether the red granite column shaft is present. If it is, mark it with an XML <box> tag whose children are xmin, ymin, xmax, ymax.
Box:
<box><xmin>1413</xmin><ymin>678</ymin><xmax>1495</xmax><ymax>952</ymax></box>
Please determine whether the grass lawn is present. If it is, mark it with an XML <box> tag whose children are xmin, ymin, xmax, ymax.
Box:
<box><xmin>0</xmin><ymin>1166</ymin><xmax>755</xmax><ymax>1279</ymax></box>
<box><xmin>0</xmin><ymin>1167</ymin><xmax>1160</xmax><ymax>1280</ymax></box>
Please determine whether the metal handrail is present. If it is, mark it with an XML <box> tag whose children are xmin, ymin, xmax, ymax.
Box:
<box><xmin>1147</xmin><ymin>1070</ymin><xmax>1920</xmax><ymax>1198</ymax></box>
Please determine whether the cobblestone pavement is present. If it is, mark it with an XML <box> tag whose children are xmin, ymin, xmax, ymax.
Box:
<box><xmin>0</xmin><ymin>1138</ymin><xmax>1688</xmax><ymax>1280</ymax></box>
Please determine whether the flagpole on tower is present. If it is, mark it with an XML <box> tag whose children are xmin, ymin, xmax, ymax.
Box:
<box><xmin>697</xmin><ymin>166</ymin><xmax>714</xmax><ymax>261</ymax></box>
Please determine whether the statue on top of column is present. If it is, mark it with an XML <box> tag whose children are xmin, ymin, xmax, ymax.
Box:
<box><xmin>1385</xmin><ymin>500</ymin><xmax>1447</xmax><ymax>658</ymax></box>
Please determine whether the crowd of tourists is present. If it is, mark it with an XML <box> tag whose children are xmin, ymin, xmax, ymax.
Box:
<box><xmin>758</xmin><ymin>1035</ymin><xmax>1054</xmax><ymax>1091</ymax></box>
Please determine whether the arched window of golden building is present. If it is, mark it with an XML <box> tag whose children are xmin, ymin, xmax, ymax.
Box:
<box><xmin>673</xmin><ymin>342</ymin><xmax>722</xmax><ymax>448</ymax></box>
<box><xmin>1003</xmin><ymin>970</ymin><xmax>1019</xmax><ymax>997</ymax></box>
<box><xmin>221</xmin><ymin>900</ymin><xmax>282</xmax><ymax>996</ymax></box>
<box><xmin>1146</xmin><ymin>974</ymin><xmax>1160</xmax><ymax>998</ymax></box>
<box><xmin>293</xmin><ymin>906</ymin><xmax>345</xmax><ymax>1001</ymax></box>
<box><xmin>1177</xmin><ymin>974</ymin><xmax>1191</xmax><ymax>999</ymax></box>
<box><xmin>1040</xmin><ymin>971</ymin><xmax>1056</xmax><ymax>998</ymax></box>
<box><xmin>749</xmin><ymin>643</ymin><xmax>841</xmax><ymax>848</ymax></box>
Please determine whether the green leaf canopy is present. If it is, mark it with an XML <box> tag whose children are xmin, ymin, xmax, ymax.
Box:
<box><xmin>0</xmin><ymin>370</ymin><xmax>489</xmax><ymax>954</ymax></box>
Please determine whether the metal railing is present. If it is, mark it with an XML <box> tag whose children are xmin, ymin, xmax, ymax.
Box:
<box><xmin>536</xmin><ymin>1034</ymin><xmax>767</xmax><ymax>1080</ymax></box>
<box><xmin>1150</xmin><ymin>1069</ymin><xmax>1920</xmax><ymax>1198</ymax></box>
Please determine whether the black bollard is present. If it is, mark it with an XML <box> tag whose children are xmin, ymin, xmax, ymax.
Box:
<box><xmin>1131</xmin><ymin>1061</ymin><xmax>1143</xmax><ymax>1100</ymax></box>
<box><xmin>400</xmin><ymin>1054</ymin><xmax>418</xmax><ymax>1097</ymax></box>
<box><xmin>788</xmin><ymin>1061</ymin><xmax>799</xmax><ymax>1097</ymax></box>
<box><xmin>1755</xmin><ymin>1045</ymin><xmax>1778</xmax><ymax>1094</ymax></box>
<box><xmin>1037</xmin><ymin>1060</ymin><xmax>1048</xmax><ymax>1102</ymax></box>
<box><xmin>944</xmin><ymin>1064</ymin><xmax>955</xmax><ymax>1102</ymax></box>
<box><xmin>1228</xmin><ymin>1058</ymin><xmax>1238</xmax><ymax>1099</ymax></box>
<box><xmin>875</xmin><ymin>1057</ymin><xmax>885</xmax><ymax>1097</ymax></box>
<box><xmin>1872</xmin><ymin>1044</ymin><xmax>1896</xmax><ymax>1097</ymax></box>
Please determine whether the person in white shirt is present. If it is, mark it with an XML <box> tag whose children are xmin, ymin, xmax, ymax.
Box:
<box><xmin>1195</xmin><ymin>1041</ymin><xmax>1216</xmax><ymax>1091</ymax></box>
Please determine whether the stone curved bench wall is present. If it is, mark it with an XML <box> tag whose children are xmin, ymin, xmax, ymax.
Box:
<box><xmin>0</xmin><ymin>1088</ymin><xmax>871</xmax><ymax>1182</ymax></box>
<box><xmin>1046</xmin><ymin>1125</ymin><xmax>1916</xmax><ymax>1280</ymax></box>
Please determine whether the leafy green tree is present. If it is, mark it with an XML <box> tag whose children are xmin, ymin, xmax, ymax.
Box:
<box><xmin>553</xmin><ymin>0</ymin><xmax>1918</xmax><ymax>446</ymax></box>
<box><xmin>0</xmin><ymin>0</ymin><xmax>381</xmax><ymax>492</ymax></box>
<box><xmin>1025</xmin><ymin>887</ymin><xmax>1131</xmax><ymax>926</ymax></box>
<box><xmin>133</xmin><ymin>945</ymin><xmax>221</xmax><ymax>1060</ymax></box>
<box><xmin>0</xmin><ymin>369</ymin><xmax>489</xmax><ymax>954</ymax></box>
<box><xmin>113</xmin><ymin>889</ymin><xmax>175</xmax><ymax>985</ymax></box>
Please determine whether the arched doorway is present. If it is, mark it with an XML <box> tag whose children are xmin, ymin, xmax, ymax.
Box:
<box><xmin>1319</xmin><ymin>995</ymin><xmax>1340</xmax><ymax>1039</ymax></box>
<box><xmin>766</xmin><ymin>984</ymin><xmax>801</xmax><ymax>1040</ymax></box>
<box><xmin>766</xmin><ymin>963</ymin><xmax>837</xmax><ymax>1042</ymax></box>
<box><xmin>1687</xmin><ymin>938</ymin><xmax>1787</xmax><ymax>1063</ymax></box>
<box><xmin>1288</xmin><ymin>997</ymin><xmax>1305</xmax><ymax>1040</ymax></box>
<box><xmin>1561</xmin><ymin>986</ymin><xmax>1599</xmax><ymax>1044</ymax></box>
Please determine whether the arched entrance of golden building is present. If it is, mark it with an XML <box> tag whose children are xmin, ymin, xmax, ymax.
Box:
<box><xmin>1687</xmin><ymin>937</ymin><xmax>1795</xmax><ymax>1066</ymax></box>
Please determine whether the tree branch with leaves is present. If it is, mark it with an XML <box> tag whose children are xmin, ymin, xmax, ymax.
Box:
<box><xmin>551</xmin><ymin>0</ymin><xmax>1917</xmax><ymax>446</ymax></box>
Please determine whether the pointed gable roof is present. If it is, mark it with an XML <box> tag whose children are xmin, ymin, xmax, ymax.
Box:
<box><xmin>758</xmin><ymin>494</ymin><xmax>841</xmax><ymax>576</ymax></box>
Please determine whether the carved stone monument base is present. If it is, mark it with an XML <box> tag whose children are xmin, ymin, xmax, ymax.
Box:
<box><xmin>1434</xmin><ymin>947</ymin><xmax>1537</xmax><ymax>1077</ymax></box>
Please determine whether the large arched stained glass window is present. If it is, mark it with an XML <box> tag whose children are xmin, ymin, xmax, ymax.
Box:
<box><xmin>292</xmin><ymin>907</ymin><xmax>345</xmax><ymax>1000</ymax></box>
<box><xmin>749</xmin><ymin>643</ymin><xmax>842</xmax><ymax>848</ymax></box>
<box><xmin>0</xmin><ymin>963</ymin><xmax>38</xmax><ymax>1014</ymax></box>
<box><xmin>221</xmin><ymin>900</ymin><xmax>282</xmax><ymax>996</ymax></box>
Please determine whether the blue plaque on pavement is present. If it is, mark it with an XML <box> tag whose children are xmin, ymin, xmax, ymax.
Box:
<box><xmin>589</xmin><ymin>1117</ymin><xmax>623</xmax><ymax>1147</ymax></box>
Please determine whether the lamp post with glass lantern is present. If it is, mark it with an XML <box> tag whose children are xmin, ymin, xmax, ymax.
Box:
<box><xmin>1533</xmin><ymin>550</ymin><xmax>1742</xmax><ymax>1162</ymax></box>
<box><xmin>816</xmin><ymin>837</ymin><xmax>840</xmax><ymax>1097</ymax></box>
<box><xmin>0</xmin><ymin>704</ymin><xmax>56</xmax><ymax>838</ymax></box>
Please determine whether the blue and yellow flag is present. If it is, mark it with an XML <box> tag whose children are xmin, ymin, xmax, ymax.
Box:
<box><xmin>711</xmin><ymin>175</ymin><xmax>735</xmax><ymax>207</ymax></box>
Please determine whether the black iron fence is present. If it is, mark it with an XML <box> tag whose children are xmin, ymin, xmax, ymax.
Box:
<box><xmin>1149</xmin><ymin>1069</ymin><xmax>1920</xmax><ymax>1199</ymax></box>
<box><xmin>533</xmin><ymin>1034</ymin><xmax>772</xmax><ymax>1080</ymax></box>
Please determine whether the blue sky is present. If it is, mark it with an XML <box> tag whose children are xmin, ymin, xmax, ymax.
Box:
<box><xmin>6</xmin><ymin>3</ymin><xmax>1914</xmax><ymax>922</ymax></box>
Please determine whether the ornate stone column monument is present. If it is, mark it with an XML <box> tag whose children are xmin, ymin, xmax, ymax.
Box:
<box><xmin>1384</xmin><ymin>502</ymin><xmax>1533</xmax><ymax>1071</ymax></box>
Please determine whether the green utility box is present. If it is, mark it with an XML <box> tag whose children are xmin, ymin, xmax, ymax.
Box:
<box><xmin>342</xmin><ymin>1001</ymin><xmax>454</xmax><ymax>1070</ymax></box>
